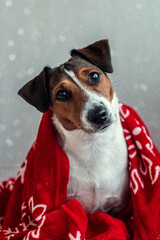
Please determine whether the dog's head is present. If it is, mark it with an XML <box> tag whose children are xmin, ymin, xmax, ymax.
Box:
<box><xmin>18</xmin><ymin>40</ymin><xmax>117</xmax><ymax>133</ymax></box>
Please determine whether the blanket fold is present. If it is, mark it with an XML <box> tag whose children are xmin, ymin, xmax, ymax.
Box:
<box><xmin>0</xmin><ymin>104</ymin><xmax>160</xmax><ymax>240</ymax></box>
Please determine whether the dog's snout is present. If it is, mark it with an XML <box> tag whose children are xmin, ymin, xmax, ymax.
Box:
<box><xmin>87</xmin><ymin>106</ymin><xmax>108</xmax><ymax>125</ymax></box>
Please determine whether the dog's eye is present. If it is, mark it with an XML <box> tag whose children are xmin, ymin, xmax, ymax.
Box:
<box><xmin>55</xmin><ymin>89</ymin><xmax>72</xmax><ymax>102</ymax></box>
<box><xmin>88</xmin><ymin>72</ymin><xmax>100</xmax><ymax>85</ymax></box>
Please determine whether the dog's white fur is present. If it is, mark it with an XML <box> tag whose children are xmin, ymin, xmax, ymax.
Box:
<box><xmin>53</xmin><ymin>70</ymin><xmax>129</xmax><ymax>214</ymax></box>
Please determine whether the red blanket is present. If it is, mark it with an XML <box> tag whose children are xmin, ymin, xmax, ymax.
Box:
<box><xmin>0</xmin><ymin>104</ymin><xmax>160</xmax><ymax>240</ymax></box>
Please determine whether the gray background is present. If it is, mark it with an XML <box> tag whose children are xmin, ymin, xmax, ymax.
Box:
<box><xmin>0</xmin><ymin>0</ymin><xmax>160</xmax><ymax>181</ymax></box>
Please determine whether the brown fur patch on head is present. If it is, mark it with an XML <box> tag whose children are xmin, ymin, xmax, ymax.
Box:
<box><xmin>75</xmin><ymin>66</ymin><xmax>113</xmax><ymax>102</ymax></box>
<box><xmin>49</xmin><ymin>65</ymin><xmax>86</xmax><ymax>130</ymax></box>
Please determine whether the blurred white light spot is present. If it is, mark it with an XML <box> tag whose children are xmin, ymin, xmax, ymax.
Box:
<box><xmin>6</xmin><ymin>138</ymin><xmax>14</xmax><ymax>146</ymax></box>
<box><xmin>17</xmin><ymin>28</ymin><xmax>24</xmax><ymax>36</ymax></box>
<box><xmin>14</xmin><ymin>130</ymin><xmax>22</xmax><ymax>138</ymax></box>
<box><xmin>8</xmin><ymin>40</ymin><xmax>14</xmax><ymax>47</ymax></box>
<box><xmin>59</xmin><ymin>35</ymin><xmax>66</xmax><ymax>42</ymax></box>
<box><xmin>9</xmin><ymin>54</ymin><xmax>16</xmax><ymax>61</ymax></box>
<box><xmin>0</xmin><ymin>124</ymin><xmax>6</xmax><ymax>131</ymax></box>
<box><xmin>13</xmin><ymin>119</ymin><xmax>21</xmax><ymax>126</ymax></box>
<box><xmin>140</xmin><ymin>84</ymin><xmax>147</xmax><ymax>91</ymax></box>
<box><xmin>136</xmin><ymin>3</ymin><xmax>142</xmax><ymax>10</ymax></box>
<box><xmin>17</xmin><ymin>72</ymin><xmax>23</xmax><ymax>79</ymax></box>
<box><xmin>5</xmin><ymin>0</ymin><xmax>12</xmax><ymax>7</ymax></box>
<box><xmin>27</xmin><ymin>68</ymin><xmax>34</xmax><ymax>75</ymax></box>
<box><xmin>24</xmin><ymin>8</ymin><xmax>31</xmax><ymax>15</ymax></box>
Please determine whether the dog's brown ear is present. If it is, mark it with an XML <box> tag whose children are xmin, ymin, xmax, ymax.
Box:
<box><xmin>70</xmin><ymin>40</ymin><xmax>113</xmax><ymax>73</ymax></box>
<box><xmin>18</xmin><ymin>66</ymin><xmax>51</xmax><ymax>113</ymax></box>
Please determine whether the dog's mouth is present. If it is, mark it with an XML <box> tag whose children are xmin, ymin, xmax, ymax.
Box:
<box><xmin>82</xmin><ymin>115</ymin><xmax>117</xmax><ymax>134</ymax></box>
<box><xmin>98</xmin><ymin>118</ymin><xmax>116</xmax><ymax>132</ymax></box>
<box><xmin>100</xmin><ymin>125</ymin><xmax>110</xmax><ymax>131</ymax></box>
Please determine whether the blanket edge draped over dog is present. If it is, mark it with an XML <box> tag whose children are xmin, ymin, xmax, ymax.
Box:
<box><xmin>0</xmin><ymin>104</ymin><xmax>160</xmax><ymax>240</ymax></box>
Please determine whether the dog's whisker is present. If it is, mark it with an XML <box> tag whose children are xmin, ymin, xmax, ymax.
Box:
<box><xmin>112</xmin><ymin>82</ymin><xmax>120</xmax><ymax>87</ymax></box>
<box><xmin>73</xmin><ymin>113</ymin><xmax>81</xmax><ymax>117</ymax></box>
<box><xmin>75</xmin><ymin>121</ymin><xmax>83</xmax><ymax>128</ymax></box>
<box><xmin>112</xmin><ymin>80</ymin><xmax>127</xmax><ymax>87</ymax></box>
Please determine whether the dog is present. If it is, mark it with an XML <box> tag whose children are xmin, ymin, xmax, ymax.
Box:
<box><xmin>18</xmin><ymin>40</ymin><xmax>129</xmax><ymax>215</ymax></box>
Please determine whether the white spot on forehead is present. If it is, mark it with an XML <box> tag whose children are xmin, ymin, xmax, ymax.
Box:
<box><xmin>64</xmin><ymin>69</ymin><xmax>112</xmax><ymax>107</ymax></box>
<box><xmin>64</xmin><ymin>69</ymin><xmax>86</xmax><ymax>91</ymax></box>
<box><xmin>64</xmin><ymin>69</ymin><xmax>114</xmax><ymax>111</ymax></box>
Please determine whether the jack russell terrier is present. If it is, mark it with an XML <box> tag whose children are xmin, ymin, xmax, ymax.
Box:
<box><xmin>18</xmin><ymin>40</ymin><xmax>129</xmax><ymax>216</ymax></box>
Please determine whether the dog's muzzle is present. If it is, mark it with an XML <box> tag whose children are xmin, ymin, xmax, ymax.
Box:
<box><xmin>87</xmin><ymin>105</ymin><xmax>114</xmax><ymax>132</ymax></box>
<box><xmin>87</xmin><ymin>105</ymin><xmax>108</xmax><ymax>125</ymax></box>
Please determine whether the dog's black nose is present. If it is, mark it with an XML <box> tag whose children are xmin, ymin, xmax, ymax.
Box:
<box><xmin>87</xmin><ymin>106</ymin><xmax>108</xmax><ymax>125</ymax></box>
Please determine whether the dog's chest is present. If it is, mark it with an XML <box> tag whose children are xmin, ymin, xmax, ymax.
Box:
<box><xmin>64</xmin><ymin>122</ymin><xmax>129</xmax><ymax>214</ymax></box>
